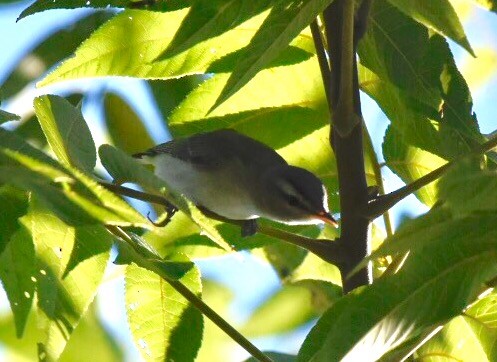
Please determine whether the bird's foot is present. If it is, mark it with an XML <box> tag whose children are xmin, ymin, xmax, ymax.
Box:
<box><xmin>147</xmin><ymin>204</ymin><xmax>178</xmax><ymax>227</ymax></box>
<box><xmin>241</xmin><ymin>220</ymin><xmax>258</xmax><ymax>237</ymax></box>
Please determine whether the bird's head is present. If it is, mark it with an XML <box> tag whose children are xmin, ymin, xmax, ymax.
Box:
<box><xmin>258</xmin><ymin>166</ymin><xmax>338</xmax><ymax>227</ymax></box>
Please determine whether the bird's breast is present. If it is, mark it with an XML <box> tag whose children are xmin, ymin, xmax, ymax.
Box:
<box><xmin>152</xmin><ymin>154</ymin><xmax>259</xmax><ymax>220</ymax></box>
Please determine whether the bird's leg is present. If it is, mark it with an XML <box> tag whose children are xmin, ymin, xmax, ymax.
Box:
<box><xmin>147</xmin><ymin>202</ymin><xmax>178</xmax><ymax>227</ymax></box>
<box><xmin>241</xmin><ymin>220</ymin><xmax>258</xmax><ymax>237</ymax></box>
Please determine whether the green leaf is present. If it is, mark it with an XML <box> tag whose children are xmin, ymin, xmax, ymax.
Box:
<box><xmin>157</xmin><ymin>0</ymin><xmax>273</xmax><ymax>59</ymax></box>
<box><xmin>298</xmin><ymin>211</ymin><xmax>497</xmax><ymax>361</ymax></box>
<box><xmin>387</xmin><ymin>0</ymin><xmax>474</xmax><ymax>55</ymax></box>
<box><xmin>416</xmin><ymin>291</ymin><xmax>497</xmax><ymax>361</ymax></box>
<box><xmin>0</xmin><ymin>223</ymin><xmax>36</xmax><ymax>338</ymax></box>
<box><xmin>0</xmin><ymin>109</ymin><xmax>20</xmax><ymax>124</ymax></box>
<box><xmin>0</xmin><ymin>185</ymin><xmax>28</xmax><ymax>255</ymax></box>
<box><xmin>0</xmin><ymin>129</ymin><xmax>149</xmax><ymax>227</ymax></box>
<box><xmin>438</xmin><ymin>163</ymin><xmax>497</xmax><ymax>216</ymax></box>
<box><xmin>382</xmin><ymin>125</ymin><xmax>446</xmax><ymax>206</ymax></box>
<box><xmin>359</xmin><ymin>0</ymin><xmax>481</xmax><ymax>160</ymax></box>
<box><xmin>38</xmin><ymin>9</ymin><xmax>266</xmax><ymax>87</ymax></box>
<box><xmin>28</xmin><ymin>197</ymin><xmax>112</xmax><ymax>362</ymax></box>
<box><xmin>211</xmin><ymin>0</ymin><xmax>333</xmax><ymax>111</ymax></box>
<box><xmin>113</xmin><ymin>232</ymin><xmax>194</xmax><ymax>280</ymax></box>
<box><xmin>34</xmin><ymin>95</ymin><xmax>96</xmax><ymax>173</ymax></box>
<box><xmin>103</xmin><ymin>93</ymin><xmax>155</xmax><ymax>155</ymax></box>
<box><xmin>242</xmin><ymin>281</ymin><xmax>338</xmax><ymax>337</ymax></box>
<box><xmin>60</xmin><ymin>304</ymin><xmax>124</xmax><ymax>362</ymax></box>
<box><xmin>473</xmin><ymin>0</ymin><xmax>497</xmax><ymax>13</ymax></box>
<box><xmin>1</xmin><ymin>12</ymin><xmax>112</xmax><ymax>99</ymax></box>
<box><xmin>0</xmin><ymin>303</ymin><xmax>123</xmax><ymax>362</ymax></box>
<box><xmin>125</xmin><ymin>259</ymin><xmax>203</xmax><ymax>362</ymax></box>
<box><xmin>196</xmin><ymin>280</ymin><xmax>234</xmax><ymax>362</ymax></box>
<box><xmin>17</xmin><ymin>0</ymin><xmax>189</xmax><ymax>20</ymax></box>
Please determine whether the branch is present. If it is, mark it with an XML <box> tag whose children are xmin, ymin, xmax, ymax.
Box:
<box><xmin>99</xmin><ymin>182</ymin><xmax>345</xmax><ymax>267</ymax></box>
<box><xmin>106</xmin><ymin>225</ymin><xmax>273</xmax><ymax>362</ymax></box>
<box><xmin>364</xmin><ymin>134</ymin><xmax>497</xmax><ymax>219</ymax></box>
<box><xmin>310</xmin><ymin>20</ymin><xmax>332</xmax><ymax>105</ymax></box>
<box><xmin>333</xmin><ymin>0</ymin><xmax>361</xmax><ymax>136</ymax></box>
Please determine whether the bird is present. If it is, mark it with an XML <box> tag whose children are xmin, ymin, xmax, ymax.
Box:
<box><xmin>133</xmin><ymin>129</ymin><xmax>338</xmax><ymax>236</ymax></box>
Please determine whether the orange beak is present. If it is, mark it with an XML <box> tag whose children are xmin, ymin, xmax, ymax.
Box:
<box><xmin>315</xmin><ymin>210</ymin><xmax>339</xmax><ymax>228</ymax></box>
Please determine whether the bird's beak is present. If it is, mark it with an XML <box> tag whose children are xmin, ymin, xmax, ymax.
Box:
<box><xmin>315</xmin><ymin>211</ymin><xmax>339</xmax><ymax>228</ymax></box>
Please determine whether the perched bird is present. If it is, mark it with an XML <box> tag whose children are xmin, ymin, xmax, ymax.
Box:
<box><xmin>133</xmin><ymin>129</ymin><xmax>338</xmax><ymax>235</ymax></box>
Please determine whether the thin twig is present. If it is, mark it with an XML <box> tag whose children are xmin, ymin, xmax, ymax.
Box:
<box><xmin>364</xmin><ymin>134</ymin><xmax>497</xmax><ymax>219</ymax></box>
<box><xmin>99</xmin><ymin>182</ymin><xmax>345</xmax><ymax>267</ymax></box>
<box><xmin>106</xmin><ymin>225</ymin><xmax>273</xmax><ymax>362</ymax></box>
<box><xmin>310</xmin><ymin>20</ymin><xmax>332</xmax><ymax>105</ymax></box>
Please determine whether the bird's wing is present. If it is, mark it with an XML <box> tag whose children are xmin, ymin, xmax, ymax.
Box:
<box><xmin>133</xmin><ymin>129</ymin><xmax>287</xmax><ymax>170</ymax></box>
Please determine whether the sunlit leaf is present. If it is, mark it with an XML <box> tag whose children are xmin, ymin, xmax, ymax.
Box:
<box><xmin>242</xmin><ymin>281</ymin><xmax>339</xmax><ymax>337</ymax></box>
<box><xmin>157</xmin><ymin>0</ymin><xmax>273</xmax><ymax>59</ymax></box>
<box><xmin>211</xmin><ymin>0</ymin><xmax>333</xmax><ymax>110</ymax></box>
<box><xmin>298</xmin><ymin>211</ymin><xmax>497</xmax><ymax>361</ymax></box>
<box><xmin>359</xmin><ymin>0</ymin><xmax>481</xmax><ymax>159</ymax></box>
<box><xmin>125</xmin><ymin>257</ymin><xmax>203</xmax><ymax>361</ymax></box>
<box><xmin>2</xmin><ymin>12</ymin><xmax>112</xmax><ymax>98</ymax></box>
<box><xmin>34</xmin><ymin>94</ymin><xmax>96</xmax><ymax>172</ymax></box>
<box><xmin>0</xmin><ymin>129</ymin><xmax>149</xmax><ymax>227</ymax></box>
<box><xmin>387</xmin><ymin>0</ymin><xmax>474</xmax><ymax>55</ymax></box>
<box><xmin>473</xmin><ymin>0</ymin><xmax>497</xmax><ymax>13</ymax></box>
<box><xmin>0</xmin><ymin>224</ymin><xmax>35</xmax><ymax>338</ymax></box>
<box><xmin>416</xmin><ymin>291</ymin><xmax>497</xmax><ymax>361</ymax></box>
<box><xmin>103</xmin><ymin>93</ymin><xmax>155</xmax><ymax>154</ymax></box>
<box><xmin>18</xmin><ymin>0</ymin><xmax>189</xmax><ymax>20</ymax></box>
<box><xmin>28</xmin><ymin>197</ymin><xmax>112</xmax><ymax>361</ymax></box>
<box><xmin>38</xmin><ymin>9</ymin><xmax>267</xmax><ymax>87</ymax></box>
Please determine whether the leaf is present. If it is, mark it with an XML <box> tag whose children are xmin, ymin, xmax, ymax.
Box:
<box><xmin>103</xmin><ymin>93</ymin><xmax>155</xmax><ymax>154</ymax></box>
<box><xmin>416</xmin><ymin>291</ymin><xmax>497</xmax><ymax>361</ymax></box>
<box><xmin>0</xmin><ymin>224</ymin><xmax>36</xmax><ymax>338</ymax></box>
<box><xmin>0</xmin><ymin>109</ymin><xmax>20</xmax><ymax>123</ymax></box>
<box><xmin>438</xmin><ymin>163</ymin><xmax>497</xmax><ymax>216</ymax></box>
<box><xmin>242</xmin><ymin>281</ymin><xmax>338</xmax><ymax>337</ymax></box>
<box><xmin>17</xmin><ymin>0</ymin><xmax>189</xmax><ymax>20</ymax></box>
<box><xmin>1</xmin><ymin>12</ymin><xmax>112</xmax><ymax>99</ymax></box>
<box><xmin>473</xmin><ymin>0</ymin><xmax>497</xmax><ymax>13</ymax></box>
<box><xmin>0</xmin><ymin>185</ymin><xmax>28</xmax><ymax>255</ymax></box>
<box><xmin>34</xmin><ymin>95</ymin><xmax>96</xmax><ymax>173</ymax></box>
<box><xmin>195</xmin><ymin>280</ymin><xmax>234</xmax><ymax>362</ymax></box>
<box><xmin>359</xmin><ymin>0</ymin><xmax>481</xmax><ymax>160</ymax></box>
<box><xmin>0</xmin><ymin>129</ymin><xmax>149</xmax><ymax>227</ymax></box>
<box><xmin>298</xmin><ymin>211</ymin><xmax>497</xmax><ymax>361</ymax></box>
<box><xmin>382</xmin><ymin>125</ymin><xmax>446</xmax><ymax>206</ymax></box>
<box><xmin>211</xmin><ymin>0</ymin><xmax>334</xmax><ymax>111</ymax></box>
<box><xmin>38</xmin><ymin>9</ymin><xmax>267</xmax><ymax>87</ymax></box>
<box><xmin>387</xmin><ymin>0</ymin><xmax>474</xmax><ymax>55</ymax></box>
<box><xmin>157</xmin><ymin>0</ymin><xmax>273</xmax><ymax>59</ymax></box>
<box><xmin>125</xmin><ymin>258</ymin><xmax>203</xmax><ymax>362</ymax></box>
<box><xmin>28</xmin><ymin>197</ymin><xmax>112</xmax><ymax>362</ymax></box>
<box><xmin>59</xmin><ymin>304</ymin><xmax>124</xmax><ymax>362</ymax></box>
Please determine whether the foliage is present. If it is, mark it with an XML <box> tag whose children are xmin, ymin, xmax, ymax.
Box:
<box><xmin>0</xmin><ymin>0</ymin><xmax>497</xmax><ymax>361</ymax></box>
